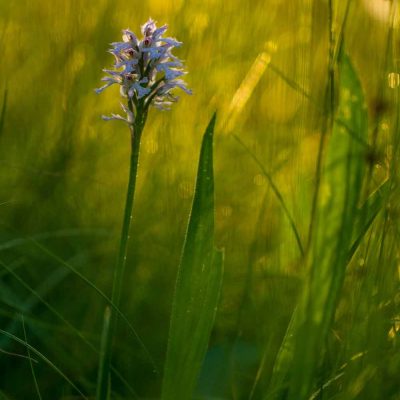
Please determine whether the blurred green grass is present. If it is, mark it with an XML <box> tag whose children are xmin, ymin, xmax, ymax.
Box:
<box><xmin>0</xmin><ymin>0</ymin><xmax>399</xmax><ymax>399</ymax></box>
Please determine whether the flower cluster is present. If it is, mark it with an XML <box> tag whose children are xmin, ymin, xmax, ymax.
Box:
<box><xmin>95</xmin><ymin>18</ymin><xmax>192</xmax><ymax>124</ymax></box>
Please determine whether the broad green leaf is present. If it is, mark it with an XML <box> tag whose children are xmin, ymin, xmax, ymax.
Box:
<box><xmin>268</xmin><ymin>53</ymin><xmax>371</xmax><ymax>400</ymax></box>
<box><xmin>268</xmin><ymin>172</ymin><xmax>389</xmax><ymax>400</ymax></box>
<box><xmin>287</xmin><ymin>53</ymin><xmax>368</xmax><ymax>400</ymax></box>
<box><xmin>161</xmin><ymin>113</ymin><xmax>224</xmax><ymax>400</ymax></box>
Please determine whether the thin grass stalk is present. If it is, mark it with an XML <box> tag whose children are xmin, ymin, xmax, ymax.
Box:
<box><xmin>21</xmin><ymin>315</ymin><xmax>42</xmax><ymax>400</ymax></box>
<box><xmin>306</xmin><ymin>0</ymin><xmax>336</xmax><ymax>252</ymax></box>
<box><xmin>96</xmin><ymin>99</ymin><xmax>148</xmax><ymax>400</ymax></box>
<box><xmin>96</xmin><ymin>307</ymin><xmax>112</xmax><ymax>400</ymax></box>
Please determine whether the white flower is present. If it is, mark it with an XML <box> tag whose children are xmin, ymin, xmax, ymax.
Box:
<box><xmin>96</xmin><ymin>18</ymin><xmax>191</xmax><ymax>124</ymax></box>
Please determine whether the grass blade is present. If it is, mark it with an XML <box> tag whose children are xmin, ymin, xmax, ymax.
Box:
<box><xmin>268</xmin><ymin>174</ymin><xmax>388</xmax><ymax>400</ymax></box>
<box><xmin>286</xmin><ymin>52</ymin><xmax>368</xmax><ymax>400</ymax></box>
<box><xmin>268</xmin><ymin>52</ymin><xmax>369</xmax><ymax>399</ymax></box>
<box><xmin>0</xmin><ymin>260</ymin><xmax>139</xmax><ymax>398</ymax></box>
<box><xmin>233</xmin><ymin>134</ymin><xmax>304</xmax><ymax>256</ymax></box>
<box><xmin>0</xmin><ymin>328</ymin><xmax>88</xmax><ymax>399</ymax></box>
<box><xmin>161</xmin><ymin>113</ymin><xmax>224</xmax><ymax>400</ymax></box>
<box><xmin>96</xmin><ymin>307</ymin><xmax>112</xmax><ymax>400</ymax></box>
<box><xmin>21</xmin><ymin>315</ymin><xmax>43</xmax><ymax>400</ymax></box>
<box><xmin>0</xmin><ymin>230</ymin><xmax>157</xmax><ymax>372</ymax></box>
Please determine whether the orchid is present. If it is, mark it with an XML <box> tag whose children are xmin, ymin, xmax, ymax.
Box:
<box><xmin>95</xmin><ymin>20</ymin><xmax>192</xmax><ymax>400</ymax></box>
<box><xmin>96</xmin><ymin>18</ymin><xmax>191</xmax><ymax>124</ymax></box>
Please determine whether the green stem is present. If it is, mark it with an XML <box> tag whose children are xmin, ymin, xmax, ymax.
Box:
<box><xmin>306</xmin><ymin>0</ymin><xmax>336</xmax><ymax>252</ymax></box>
<box><xmin>96</xmin><ymin>102</ymin><xmax>148</xmax><ymax>400</ymax></box>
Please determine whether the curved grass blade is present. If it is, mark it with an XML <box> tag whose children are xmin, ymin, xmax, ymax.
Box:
<box><xmin>21</xmin><ymin>315</ymin><xmax>43</xmax><ymax>400</ymax></box>
<box><xmin>0</xmin><ymin>260</ymin><xmax>70</xmax><ymax>349</ymax></box>
<box><xmin>233</xmin><ymin>134</ymin><xmax>304</xmax><ymax>256</ymax></box>
<box><xmin>0</xmin><ymin>228</ymin><xmax>109</xmax><ymax>252</ymax></box>
<box><xmin>0</xmin><ymin>345</ymin><xmax>38</xmax><ymax>362</ymax></box>
<box><xmin>0</xmin><ymin>231</ymin><xmax>157</xmax><ymax>372</ymax></box>
<box><xmin>268</xmin><ymin>63</ymin><xmax>368</xmax><ymax>148</ymax></box>
<box><xmin>161</xmin><ymin>113</ymin><xmax>224</xmax><ymax>400</ymax></box>
<box><xmin>0</xmin><ymin>328</ymin><xmax>88</xmax><ymax>399</ymax></box>
<box><xmin>0</xmin><ymin>260</ymin><xmax>139</xmax><ymax>398</ymax></box>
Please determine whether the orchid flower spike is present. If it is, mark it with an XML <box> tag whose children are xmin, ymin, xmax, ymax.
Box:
<box><xmin>96</xmin><ymin>18</ymin><xmax>192</xmax><ymax>125</ymax></box>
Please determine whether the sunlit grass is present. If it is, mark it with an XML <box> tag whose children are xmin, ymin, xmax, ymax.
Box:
<box><xmin>0</xmin><ymin>0</ymin><xmax>399</xmax><ymax>399</ymax></box>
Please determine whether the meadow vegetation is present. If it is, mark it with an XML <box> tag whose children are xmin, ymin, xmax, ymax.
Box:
<box><xmin>0</xmin><ymin>0</ymin><xmax>399</xmax><ymax>399</ymax></box>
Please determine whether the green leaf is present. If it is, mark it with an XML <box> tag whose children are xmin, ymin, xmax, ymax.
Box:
<box><xmin>267</xmin><ymin>53</ymin><xmax>371</xmax><ymax>400</ymax></box>
<box><xmin>161</xmin><ymin>113</ymin><xmax>224</xmax><ymax>400</ymax></box>
<box><xmin>268</xmin><ymin>169</ymin><xmax>389</xmax><ymax>400</ymax></box>
<box><xmin>287</xmin><ymin>52</ymin><xmax>368</xmax><ymax>400</ymax></box>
